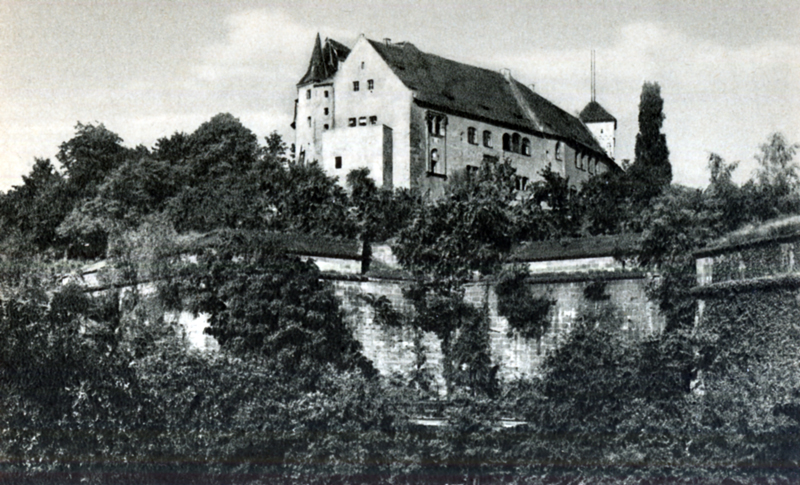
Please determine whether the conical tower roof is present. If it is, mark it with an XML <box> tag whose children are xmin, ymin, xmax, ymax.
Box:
<box><xmin>580</xmin><ymin>101</ymin><xmax>617</xmax><ymax>125</ymax></box>
<box><xmin>298</xmin><ymin>34</ymin><xmax>351</xmax><ymax>86</ymax></box>
<box><xmin>298</xmin><ymin>34</ymin><xmax>327</xmax><ymax>86</ymax></box>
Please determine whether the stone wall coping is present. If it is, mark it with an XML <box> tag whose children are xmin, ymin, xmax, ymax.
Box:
<box><xmin>691</xmin><ymin>273</ymin><xmax>800</xmax><ymax>298</ymax></box>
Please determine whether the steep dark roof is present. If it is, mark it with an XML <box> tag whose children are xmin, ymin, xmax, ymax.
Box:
<box><xmin>509</xmin><ymin>233</ymin><xmax>640</xmax><ymax>262</ymax></box>
<box><xmin>368</xmin><ymin>39</ymin><xmax>608</xmax><ymax>158</ymax></box>
<box><xmin>580</xmin><ymin>101</ymin><xmax>617</xmax><ymax>124</ymax></box>
<box><xmin>298</xmin><ymin>34</ymin><xmax>351</xmax><ymax>86</ymax></box>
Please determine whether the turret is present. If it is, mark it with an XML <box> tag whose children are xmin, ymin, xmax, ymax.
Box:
<box><xmin>580</xmin><ymin>101</ymin><xmax>617</xmax><ymax>160</ymax></box>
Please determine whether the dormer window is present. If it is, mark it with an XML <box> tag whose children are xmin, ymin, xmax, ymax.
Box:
<box><xmin>353</xmin><ymin>81</ymin><xmax>360</xmax><ymax>92</ymax></box>
<box><xmin>427</xmin><ymin>113</ymin><xmax>446</xmax><ymax>137</ymax></box>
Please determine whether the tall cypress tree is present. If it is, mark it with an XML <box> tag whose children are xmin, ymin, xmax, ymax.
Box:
<box><xmin>629</xmin><ymin>82</ymin><xmax>671</xmax><ymax>201</ymax></box>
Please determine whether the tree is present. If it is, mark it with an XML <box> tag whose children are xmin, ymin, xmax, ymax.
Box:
<box><xmin>743</xmin><ymin>132</ymin><xmax>800</xmax><ymax>221</ymax></box>
<box><xmin>57</xmin><ymin>122</ymin><xmax>128</xmax><ymax>200</ymax></box>
<box><xmin>168</xmin><ymin>229</ymin><xmax>374</xmax><ymax>381</ymax></box>
<box><xmin>628</xmin><ymin>82</ymin><xmax>671</xmax><ymax>203</ymax></box>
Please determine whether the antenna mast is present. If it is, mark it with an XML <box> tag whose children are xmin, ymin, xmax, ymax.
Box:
<box><xmin>591</xmin><ymin>49</ymin><xmax>596</xmax><ymax>102</ymax></box>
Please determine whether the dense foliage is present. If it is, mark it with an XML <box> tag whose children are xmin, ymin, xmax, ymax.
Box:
<box><xmin>3</xmin><ymin>108</ymin><xmax>800</xmax><ymax>483</ymax></box>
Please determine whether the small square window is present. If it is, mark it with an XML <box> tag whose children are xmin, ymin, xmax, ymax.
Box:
<box><xmin>368</xmin><ymin>79</ymin><xmax>374</xmax><ymax>90</ymax></box>
<box><xmin>323</xmin><ymin>124</ymin><xmax>329</xmax><ymax>130</ymax></box>
<box><xmin>369</xmin><ymin>116</ymin><xmax>378</xmax><ymax>125</ymax></box>
<box><xmin>358</xmin><ymin>117</ymin><xmax>367</xmax><ymax>126</ymax></box>
<box><xmin>348</xmin><ymin>118</ymin><xmax>356</xmax><ymax>127</ymax></box>
<box><xmin>324</xmin><ymin>108</ymin><xmax>329</xmax><ymax>115</ymax></box>
<box><xmin>335</xmin><ymin>156</ymin><xmax>342</xmax><ymax>169</ymax></box>
<box><xmin>306</xmin><ymin>89</ymin><xmax>311</xmax><ymax>99</ymax></box>
<box><xmin>353</xmin><ymin>81</ymin><xmax>360</xmax><ymax>92</ymax></box>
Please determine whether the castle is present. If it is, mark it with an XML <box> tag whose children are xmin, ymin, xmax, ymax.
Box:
<box><xmin>292</xmin><ymin>34</ymin><xmax>619</xmax><ymax>195</ymax></box>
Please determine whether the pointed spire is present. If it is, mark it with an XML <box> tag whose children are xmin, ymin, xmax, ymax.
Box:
<box><xmin>299</xmin><ymin>33</ymin><xmax>327</xmax><ymax>86</ymax></box>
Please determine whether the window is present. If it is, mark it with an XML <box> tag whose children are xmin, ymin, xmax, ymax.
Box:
<box><xmin>483</xmin><ymin>130</ymin><xmax>492</xmax><ymax>148</ymax></box>
<box><xmin>323</xmin><ymin>124</ymin><xmax>329</xmax><ymax>130</ymax></box>
<box><xmin>307</xmin><ymin>116</ymin><xmax>311</xmax><ymax>128</ymax></box>
<box><xmin>324</xmin><ymin>90</ymin><xmax>329</xmax><ymax>98</ymax></box>
<box><xmin>555</xmin><ymin>142</ymin><xmax>563</xmax><ymax>161</ymax></box>
<box><xmin>588</xmin><ymin>157</ymin><xmax>595</xmax><ymax>174</ymax></box>
<box><xmin>502</xmin><ymin>133</ymin><xmax>511</xmax><ymax>151</ymax></box>
<box><xmin>466</xmin><ymin>165</ymin><xmax>479</xmax><ymax>178</ymax></box>
<box><xmin>467</xmin><ymin>127</ymin><xmax>477</xmax><ymax>145</ymax></box>
<box><xmin>353</xmin><ymin>81</ymin><xmax>360</xmax><ymax>91</ymax></box>
<box><xmin>335</xmin><ymin>156</ymin><xmax>342</xmax><ymax>169</ymax></box>
<box><xmin>574</xmin><ymin>152</ymin><xmax>580</xmax><ymax>169</ymax></box>
<box><xmin>483</xmin><ymin>154</ymin><xmax>499</xmax><ymax>163</ymax></box>
<box><xmin>358</xmin><ymin>117</ymin><xmax>367</xmax><ymax>126</ymax></box>
<box><xmin>299</xmin><ymin>149</ymin><xmax>306</xmax><ymax>164</ymax></box>
<box><xmin>348</xmin><ymin>117</ymin><xmax>357</xmax><ymax>127</ymax></box>
<box><xmin>515</xmin><ymin>176</ymin><xmax>529</xmax><ymax>191</ymax></box>
<box><xmin>306</xmin><ymin>89</ymin><xmax>311</xmax><ymax>100</ymax></box>
<box><xmin>367</xmin><ymin>79</ymin><xmax>374</xmax><ymax>90</ymax></box>
<box><xmin>369</xmin><ymin>115</ymin><xmax>378</xmax><ymax>125</ymax></box>
<box><xmin>522</xmin><ymin>138</ymin><xmax>531</xmax><ymax>156</ymax></box>
<box><xmin>361</xmin><ymin>61</ymin><xmax>365</xmax><ymax>69</ymax></box>
<box><xmin>323</xmin><ymin>108</ymin><xmax>329</xmax><ymax>115</ymax></box>
<box><xmin>428</xmin><ymin>114</ymin><xmax>446</xmax><ymax>136</ymax></box>
<box><xmin>429</xmin><ymin>149</ymin><xmax>440</xmax><ymax>173</ymax></box>
<box><xmin>512</xmin><ymin>133</ymin><xmax>521</xmax><ymax>153</ymax></box>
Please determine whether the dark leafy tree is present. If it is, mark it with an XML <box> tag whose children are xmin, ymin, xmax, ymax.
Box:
<box><xmin>57</xmin><ymin>122</ymin><xmax>128</xmax><ymax>200</ymax></box>
<box><xmin>169</xmin><ymin>229</ymin><xmax>374</xmax><ymax>381</ymax></box>
<box><xmin>628</xmin><ymin>82</ymin><xmax>671</xmax><ymax>204</ymax></box>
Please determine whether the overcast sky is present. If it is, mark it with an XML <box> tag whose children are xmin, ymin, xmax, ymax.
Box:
<box><xmin>1</xmin><ymin>0</ymin><xmax>798</xmax><ymax>191</ymax></box>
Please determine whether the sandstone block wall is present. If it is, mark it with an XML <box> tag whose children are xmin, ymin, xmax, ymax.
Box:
<box><xmin>333</xmin><ymin>273</ymin><xmax>664</xmax><ymax>384</ymax></box>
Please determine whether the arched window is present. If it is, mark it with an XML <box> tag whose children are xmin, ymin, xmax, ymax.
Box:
<box><xmin>467</xmin><ymin>127</ymin><xmax>477</xmax><ymax>145</ymax></box>
<box><xmin>555</xmin><ymin>142</ymin><xmax>563</xmax><ymax>161</ymax></box>
<box><xmin>430</xmin><ymin>148</ymin><xmax>439</xmax><ymax>173</ymax></box>
<box><xmin>483</xmin><ymin>131</ymin><xmax>493</xmax><ymax>148</ymax></box>
<box><xmin>511</xmin><ymin>133</ymin><xmax>521</xmax><ymax>153</ymax></box>
<box><xmin>522</xmin><ymin>138</ymin><xmax>531</xmax><ymax>156</ymax></box>
<box><xmin>502</xmin><ymin>133</ymin><xmax>511</xmax><ymax>151</ymax></box>
<box><xmin>588</xmin><ymin>157</ymin><xmax>595</xmax><ymax>174</ymax></box>
<box><xmin>428</xmin><ymin>114</ymin><xmax>446</xmax><ymax>136</ymax></box>
<box><xmin>574</xmin><ymin>152</ymin><xmax>580</xmax><ymax>168</ymax></box>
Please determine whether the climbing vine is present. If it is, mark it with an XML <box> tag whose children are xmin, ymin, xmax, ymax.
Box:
<box><xmin>495</xmin><ymin>266</ymin><xmax>555</xmax><ymax>341</ymax></box>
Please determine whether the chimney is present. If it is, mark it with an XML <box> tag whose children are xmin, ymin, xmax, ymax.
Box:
<box><xmin>383</xmin><ymin>38</ymin><xmax>391</xmax><ymax>45</ymax></box>
<box><xmin>500</xmin><ymin>68</ymin><xmax>511</xmax><ymax>81</ymax></box>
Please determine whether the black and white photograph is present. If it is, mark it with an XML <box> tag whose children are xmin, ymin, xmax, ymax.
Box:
<box><xmin>1</xmin><ymin>1</ymin><xmax>799</xmax><ymax>483</ymax></box>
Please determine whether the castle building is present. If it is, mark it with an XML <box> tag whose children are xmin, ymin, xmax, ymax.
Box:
<box><xmin>292</xmin><ymin>34</ymin><xmax>619</xmax><ymax>195</ymax></box>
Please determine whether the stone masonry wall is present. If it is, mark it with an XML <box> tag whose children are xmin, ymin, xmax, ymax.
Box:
<box><xmin>333</xmin><ymin>273</ymin><xmax>664</xmax><ymax>384</ymax></box>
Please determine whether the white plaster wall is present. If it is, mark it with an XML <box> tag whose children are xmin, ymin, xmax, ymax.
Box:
<box><xmin>586</xmin><ymin>120</ymin><xmax>616</xmax><ymax>160</ymax></box>
<box><xmin>332</xmin><ymin>37</ymin><xmax>413</xmax><ymax>188</ymax></box>
<box><xmin>322</xmin><ymin>124</ymin><xmax>390</xmax><ymax>185</ymax></box>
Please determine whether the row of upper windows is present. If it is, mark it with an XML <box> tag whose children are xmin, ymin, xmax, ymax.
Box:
<box><xmin>353</xmin><ymin>79</ymin><xmax>375</xmax><ymax>91</ymax></box>
<box><xmin>306</xmin><ymin>89</ymin><xmax>330</xmax><ymax>100</ymax></box>
<box><xmin>466</xmin><ymin>127</ymin><xmax>532</xmax><ymax>156</ymax></box>
<box><xmin>575</xmin><ymin>152</ymin><xmax>600</xmax><ymax>174</ymax></box>
<box><xmin>348</xmin><ymin>116</ymin><xmax>378</xmax><ymax>127</ymax></box>
<box><xmin>465</xmin><ymin>163</ymin><xmax>528</xmax><ymax>190</ymax></box>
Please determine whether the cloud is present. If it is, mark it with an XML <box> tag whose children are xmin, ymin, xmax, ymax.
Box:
<box><xmin>482</xmin><ymin>22</ymin><xmax>800</xmax><ymax>186</ymax></box>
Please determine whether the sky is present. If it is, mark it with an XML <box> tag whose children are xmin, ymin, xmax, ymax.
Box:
<box><xmin>1</xmin><ymin>0</ymin><xmax>798</xmax><ymax>191</ymax></box>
